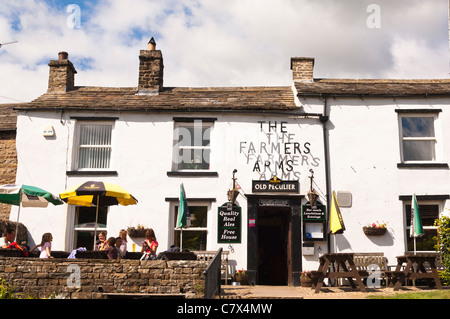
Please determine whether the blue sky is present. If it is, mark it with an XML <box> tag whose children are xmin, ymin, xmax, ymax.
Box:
<box><xmin>0</xmin><ymin>0</ymin><xmax>448</xmax><ymax>103</ymax></box>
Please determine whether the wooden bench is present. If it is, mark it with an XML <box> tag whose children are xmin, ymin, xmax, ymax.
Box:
<box><xmin>386</xmin><ymin>253</ymin><xmax>446</xmax><ymax>288</ymax></box>
<box><xmin>353</xmin><ymin>253</ymin><xmax>389</xmax><ymax>287</ymax></box>
<box><xmin>310</xmin><ymin>253</ymin><xmax>389</xmax><ymax>288</ymax></box>
<box><xmin>193</xmin><ymin>250</ymin><xmax>230</xmax><ymax>284</ymax></box>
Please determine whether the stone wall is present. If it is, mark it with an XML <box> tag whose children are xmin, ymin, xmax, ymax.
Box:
<box><xmin>0</xmin><ymin>257</ymin><xmax>207</xmax><ymax>299</ymax></box>
<box><xmin>0</xmin><ymin>131</ymin><xmax>17</xmax><ymax>220</ymax></box>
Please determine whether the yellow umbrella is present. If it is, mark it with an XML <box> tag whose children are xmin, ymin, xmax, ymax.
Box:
<box><xmin>60</xmin><ymin>181</ymin><xmax>137</xmax><ymax>249</ymax></box>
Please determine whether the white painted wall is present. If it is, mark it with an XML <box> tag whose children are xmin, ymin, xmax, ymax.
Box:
<box><xmin>14</xmin><ymin>110</ymin><xmax>324</xmax><ymax>271</ymax></box>
<box><xmin>13</xmin><ymin>96</ymin><xmax>450</xmax><ymax>273</ymax></box>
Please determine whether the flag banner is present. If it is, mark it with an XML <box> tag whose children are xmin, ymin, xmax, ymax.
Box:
<box><xmin>329</xmin><ymin>191</ymin><xmax>345</xmax><ymax>234</ymax></box>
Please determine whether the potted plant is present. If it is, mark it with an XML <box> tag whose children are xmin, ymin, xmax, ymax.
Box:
<box><xmin>363</xmin><ymin>222</ymin><xmax>387</xmax><ymax>236</ymax></box>
<box><xmin>232</xmin><ymin>269</ymin><xmax>248</xmax><ymax>285</ymax></box>
<box><xmin>300</xmin><ymin>270</ymin><xmax>313</xmax><ymax>287</ymax></box>
<box><xmin>127</xmin><ymin>224</ymin><xmax>147</xmax><ymax>237</ymax></box>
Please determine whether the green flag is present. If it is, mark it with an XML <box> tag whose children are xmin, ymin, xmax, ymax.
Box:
<box><xmin>410</xmin><ymin>194</ymin><xmax>424</xmax><ymax>238</ymax></box>
<box><xmin>177</xmin><ymin>183</ymin><xmax>189</xmax><ymax>228</ymax></box>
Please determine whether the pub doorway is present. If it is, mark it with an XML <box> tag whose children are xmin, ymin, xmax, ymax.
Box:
<box><xmin>256</xmin><ymin>206</ymin><xmax>291</xmax><ymax>285</ymax></box>
<box><xmin>247</xmin><ymin>195</ymin><xmax>302</xmax><ymax>286</ymax></box>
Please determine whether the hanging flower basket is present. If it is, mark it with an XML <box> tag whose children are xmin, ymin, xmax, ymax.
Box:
<box><xmin>363</xmin><ymin>226</ymin><xmax>387</xmax><ymax>236</ymax></box>
<box><xmin>127</xmin><ymin>227</ymin><xmax>147</xmax><ymax>237</ymax></box>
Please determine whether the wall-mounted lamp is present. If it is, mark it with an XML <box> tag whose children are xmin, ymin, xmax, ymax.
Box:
<box><xmin>227</xmin><ymin>169</ymin><xmax>239</xmax><ymax>204</ymax></box>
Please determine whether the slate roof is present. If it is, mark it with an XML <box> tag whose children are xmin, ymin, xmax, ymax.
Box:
<box><xmin>294</xmin><ymin>79</ymin><xmax>450</xmax><ymax>97</ymax></box>
<box><xmin>14</xmin><ymin>86</ymin><xmax>298</xmax><ymax>111</ymax></box>
<box><xmin>10</xmin><ymin>78</ymin><xmax>450</xmax><ymax>115</ymax></box>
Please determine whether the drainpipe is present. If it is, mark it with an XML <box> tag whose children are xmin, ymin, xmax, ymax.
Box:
<box><xmin>319</xmin><ymin>95</ymin><xmax>332</xmax><ymax>253</ymax></box>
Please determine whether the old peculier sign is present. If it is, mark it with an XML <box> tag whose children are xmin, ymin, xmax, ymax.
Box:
<box><xmin>252</xmin><ymin>176</ymin><xmax>299</xmax><ymax>193</ymax></box>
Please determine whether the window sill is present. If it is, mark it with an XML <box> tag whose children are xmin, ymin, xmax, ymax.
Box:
<box><xmin>167</xmin><ymin>171</ymin><xmax>218</xmax><ymax>177</ymax></box>
<box><xmin>397</xmin><ymin>163</ymin><xmax>449</xmax><ymax>169</ymax></box>
<box><xmin>66</xmin><ymin>170</ymin><xmax>118</xmax><ymax>176</ymax></box>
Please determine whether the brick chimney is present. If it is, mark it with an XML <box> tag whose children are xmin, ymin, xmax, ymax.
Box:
<box><xmin>137</xmin><ymin>37</ymin><xmax>164</xmax><ymax>95</ymax></box>
<box><xmin>290</xmin><ymin>57</ymin><xmax>315</xmax><ymax>82</ymax></box>
<box><xmin>48</xmin><ymin>51</ymin><xmax>77</xmax><ymax>92</ymax></box>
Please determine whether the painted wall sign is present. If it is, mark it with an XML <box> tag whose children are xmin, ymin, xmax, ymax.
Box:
<box><xmin>239</xmin><ymin>121</ymin><xmax>320</xmax><ymax>180</ymax></box>
<box><xmin>218</xmin><ymin>203</ymin><xmax>241</xmax><ymax>244</ymax></box>
<box><xmin>252</xmin><ymin>176</ymin><xmax>299</xmax><ymax>193</ymax></box>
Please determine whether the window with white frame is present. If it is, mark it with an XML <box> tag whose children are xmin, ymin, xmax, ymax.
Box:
<box><xmin>399</xmin><ymin>113</ymin><xmax>438</xmax><ymax>162</ymax></box>
<box><xmin>173</xmin><ymin>205</ymin><xmax>208</xmax><ymax>251</ymax></box>
<box><xmin>404</xmin><ymin>200</ymin><xmax>440</xmax><ymax>252</ymax></box>
<box><xmin>73</xmin><ymin>206</ymin><xmax>108</xmax><ymax>249</ymax></box>
<box><xmin>173</xmin><ymin>119</ymin><xmax>212</xmax><ymax>171</ymax></box>
<box><xmin>75</xmin><ymin>123</ymin><xmax>113</xmax><ymax>169</ymax></box>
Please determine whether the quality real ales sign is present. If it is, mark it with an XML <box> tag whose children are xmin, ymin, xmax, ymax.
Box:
<box><xmin>218</xmin><ymin>203</ymin><xmax>241</xmax><ymax>244</ymax></box>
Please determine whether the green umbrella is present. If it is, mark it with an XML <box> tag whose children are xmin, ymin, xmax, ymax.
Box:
<box><xmin>176</xmin><ymin>183</ymin><xmax>189</xmax><ymax>228</ymax></box>
<box><xmin>410</xmin><ymin>194</ymin><xmax>424</xmax><ymax>255</ymax></box>
<box><xmin>0</xmin><ymin>184</ymin><xmax>64</xmax><ymax>242</ymax></box>
<box><xmin>176</xmin><ymin>183</ymin><xmax>190</xmax><ymax>250</ymax></box>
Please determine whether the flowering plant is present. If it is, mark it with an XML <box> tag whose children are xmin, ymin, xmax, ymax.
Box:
<box><xmin>128</xmin><ymin>224</ymin><xmax>145</xmax><ymax>231</ymax></box>
<box><xmin>301</xmin><ymin>270</ymin><xmax>311</xmax><ymax>278</ymax></box>
<box><xmin>233</xmin><ymin>269</ymin><xmax>248</xmax><ymax>284</ymax></box>
<box><xmin>235</xmin><ymin>269</ymin><xmax>246</xmax><ymax>276</ymax></box>
<box><xmin>366</xmin><ymin>222</ymin><xmax>387</xmax><ymax>229</ymax></box>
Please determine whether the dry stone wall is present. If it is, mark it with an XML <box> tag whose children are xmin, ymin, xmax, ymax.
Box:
<box><xmin>0</xmin><ymin>257</ymin><xmax>206</xmax><ymax>299</ymax></box>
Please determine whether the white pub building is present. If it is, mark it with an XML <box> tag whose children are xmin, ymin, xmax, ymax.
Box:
<box><xmin>10</xmin><ymin>42</ymin><xmax>450</xmax><ymax>286</ymax></box>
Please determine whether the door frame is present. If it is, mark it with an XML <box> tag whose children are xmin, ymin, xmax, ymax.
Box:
<box><xmin>247</xmin><ymin>194</ymin><xmax>303</xmax><ymax>286</ymax></box>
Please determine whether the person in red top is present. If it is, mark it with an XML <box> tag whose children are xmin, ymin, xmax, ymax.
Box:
<box><xmin>140</xmin><ymin>228</ymin><xmax>158</xmax><ymax>260</ymax></box>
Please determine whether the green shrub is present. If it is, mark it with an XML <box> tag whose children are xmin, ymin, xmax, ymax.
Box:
<box><xmin>434</xmin><ymin>216</ymin><xmax>450</xmax><ymax>285</ymax></box>
<box><xmin>0</xmin><ymin>278</ymin><xmax>15</xmax><ymax>299</ymax></box>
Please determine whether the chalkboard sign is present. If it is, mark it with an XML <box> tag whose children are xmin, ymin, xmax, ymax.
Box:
<box><xmin>302</xmin><ymin>202</ymin><xmax>326</xmax><ymax>221</ymax></box>
<box><xmin>218</xmin><ymin>203</ymin><xmax>241</xmax><ymax>244</ymax></box>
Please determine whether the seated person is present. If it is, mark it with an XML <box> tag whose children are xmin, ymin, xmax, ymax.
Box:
<box><xmin>0</xmin><ymin>228</ymin><xmax>16</xmax><ymax>248</ymax></box>
<box><xmin>105</xmin><ymin>237</ymin><xmax>119</xmax><ymax>260</ymax></box>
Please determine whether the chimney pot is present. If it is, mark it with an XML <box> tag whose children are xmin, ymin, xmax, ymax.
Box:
<box><xmin>148</xmin><ymin>37</ymin><xmax>156</xmax><ymax>50</ymax></box>
<box><xmin>58</xmin><ymin>51</ymin><xmax>69</xmax><ymax>60</ymax></box>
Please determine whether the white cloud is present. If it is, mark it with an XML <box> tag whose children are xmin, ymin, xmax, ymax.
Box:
<box><xmin>386</xmin><ymin>37</ymin><xmax>449</xmax><ymax>79</ymax></box>
<box><xmin>0</xmin><ymin>0</ymin><xmax>448</xmax><ymax>103</ymax></box>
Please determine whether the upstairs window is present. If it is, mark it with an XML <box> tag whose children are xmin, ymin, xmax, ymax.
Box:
<box><xmin>173</xmin><ymin>119</ymin><xmax>213</xmax><ymax>171</ymax></box>
<box><xmin>76</xmin><ymin>123</ymin><xmax>113</xmax><ymax>170</ymax></box>
<box><xmin>399</xmin><ymin>114</ymin><xmax>438</xmax><ymax>162</ymax></box>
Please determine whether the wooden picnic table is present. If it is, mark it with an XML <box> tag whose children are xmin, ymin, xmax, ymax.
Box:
<box><xmin>391</xmin><ymin>254</ymin><xmax>442</xmax><ymax>291</ymax></box>
<box><xmin>312</xmin><ymin>253</ymin><xmax>366</xmax><ymax>293</ymax></box>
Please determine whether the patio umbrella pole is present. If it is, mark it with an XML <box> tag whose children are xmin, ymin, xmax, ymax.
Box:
<box><xmin>93</xmin><ymin>195</ymin><xmax>99</xmax><ymax>251</ymax></box>
<box><xmin>14</xmin><ymin>189</ymin><xmax>22</xmax><ymax>243</ymax></box>
<box><xmin>180</xmin><ymin>229</ymin><xmax>183</xmax><ymax>251</ymax></box>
